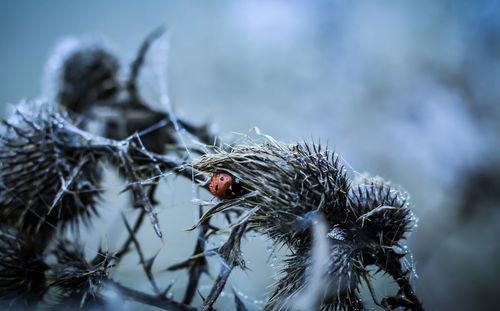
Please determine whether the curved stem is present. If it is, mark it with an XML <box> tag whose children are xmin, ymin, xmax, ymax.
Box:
<box><xmin>106</xmin><ymin>280</ymin><xmax>195</xmax><ymax>311</ymax></box>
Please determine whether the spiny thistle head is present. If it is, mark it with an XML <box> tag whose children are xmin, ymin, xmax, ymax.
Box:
<box><xmin>194</xmin><ymin>139</ymin><xmax>415</xmax><ymax>246</ymax></box>
<box><xmin>45</xmin><ymin>240</ymin><xmax>113</xmax><ymax>309</ymax></box>
<box><xmin>57</xmin><ymin>42</ymin><xmax>120</xmax><ymax>114</ymax></box>
<box><xmin>0</xmin><ymin>225</ymin><xmax>49</xmax><ymax>307</ymax></box>
<box><xmin>193</xmin><ymin>138</ymin><xmax>418</xmax><ymax>309</ymax></box>
<box><xmin>194</xmin><ymin>139</ymin><xmax>351</xmax><ymax>249</ymax></box>
<box><xmin>0</xmin><ymin>102</ymin><xmax>102</xmax><ymax>238</ymax></box>
<box><xmin>347</xmin><ymin>175</ymin><xmax>415</xmax><ymax>248</ymax></box>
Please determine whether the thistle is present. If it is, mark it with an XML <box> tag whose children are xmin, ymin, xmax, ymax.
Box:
<box><xmin>0</xmin><ymin>103</ymin><xmax>102</xmax><ymax>241</ymax></box>
<box><xmin>49</xmin><ymin>28</ymin><xmax>214</xmax><ymax>210</ymax></box>
<box><xmin>193</xmin><ymin>138</ymin><xmax>423</xmax><ymax>310</ymax></box>
<box><xmin>50</xmin><ymin>28</ymin><xmax>213</xmax><ymax>152</ymax></box>
<box><xmin>0</xmin><ymin>99</ymin><xmax>201</xmax><ymax>309</ymax></box>
<box><xmin>56</xmin><ymin>42</ymin><xmax>120</xmax><ymax>116</ymax></box>
<box><xmin>45</xmin><ymin>240</ymin><xmax>113</xmax><ymax>310</ymax></box>
<box><xmin>0</xmin><ymin>225</ymin><xmax>49</xmax><ymax>307</ymax></box>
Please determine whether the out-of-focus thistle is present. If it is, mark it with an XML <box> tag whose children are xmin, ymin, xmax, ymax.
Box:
<box><xmin>57</xmin><ymin>43</ymin><xmax>120</xmax><ymax>117</ymax></box>
<box><xmin>48</xmin><ymin>26</ymin><xmax>214</xmax><ymax>210</ymax></box>
<box><xmin>0</xmin><ymin>100</ymin><xmax>200</xmax><ymax>310</ymax></box>
<box><xmin>45</xmin><ymin>240</ymin><xmax>112</xmax><ymax>309</ymax></box>
<box><xmin>0</xmin><ymin>225</ymin><xmax>49</xmax><ymax>307</ymax></box>
<box><xmin>51</xmin><ymin>26</ymin><xmax>213</xmax><ymax>153</ymax></box>
<box><xmin>0</xmin><ymin>103</ymin><xmax>102</xmax><ymax>242</ymax></box>
<box><xmin>0</xmin><ymin>24</ymin><xmax>428</xmax><ymax>310</ymax></box>
<box><xmin>193</xmin><ymin>138</ymin><xmax>424</xmax><ymax>310</ymax></box>
<box><xmin>0</xmin><ymin>98</ymin><xmax>196</xmax><ymax>241</ymax></box>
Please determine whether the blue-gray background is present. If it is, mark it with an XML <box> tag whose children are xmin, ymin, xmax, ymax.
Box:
<box><xmin>1</xmin><ymin>1</ymin><xmax>499</xmax><ymax>310</ymax></box>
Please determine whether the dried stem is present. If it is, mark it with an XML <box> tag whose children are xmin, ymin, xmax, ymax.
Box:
<box><xmin>369</xmin><ymin>248</ymin><xmax>424</xmax><ymax>311</ymax></box>
<box><xmin>201</xmin><ymin>223</ymin><xmax>248</xmax><ymax>311</ymax></box>
<box><xmin>114</xmin><ymin>209</ymin><xmax>146</xmax><ymax>261</ymax></box>
<box><xmin>167</xmin><ymin>205</ymin><xmax>211</xmax><ymax>305</ymax></box>
<box><xmin>118</xmin><ymin>148</ymin><xmax>163</xmax><ymax>239</ymax></box>
<box><xmin>121</xmin><ymin>212</ymin><xmax>160</xmax><ymax>294</ymax></box>
<box><xmin>106</xmin><ymin>280</ymin><xmax>195</xmax><ymax>311</ymax></box>
<box><xmin>127</xmin><ymin>25</ymin><xmax>167</xmax><ymax>98</ymax></box>
<box><xmin>233</xmin><ymin>288</ymin><xmax>249</xmax><ymax>311</ymax></box>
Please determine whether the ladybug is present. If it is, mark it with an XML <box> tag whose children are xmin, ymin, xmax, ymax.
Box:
<box><xmin>209</xmin><ymin>173</ymin><xmax>242</xmax><ymax>199</ymax></box>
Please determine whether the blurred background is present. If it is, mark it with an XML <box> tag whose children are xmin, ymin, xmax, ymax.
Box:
<box><xmin>1</xmin><ymin>0</ymin><xmax>499</xmax><ymax>310</ymax></box>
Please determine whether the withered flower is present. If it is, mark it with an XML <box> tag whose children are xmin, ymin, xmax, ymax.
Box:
<box><xmin>0</xmin><ymin>103</ymin><xmax>102</xmax><ymax>241</ymax></box>
<box><xmin>193</xmin><ymin>138</ymin><xmax>422</xmax><ymax>310</ymax></box>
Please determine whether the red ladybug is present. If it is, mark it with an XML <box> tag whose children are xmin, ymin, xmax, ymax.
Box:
<box><xmin>209</xmin><ymin>173</ymin><xmax>242</xmax><ymax>198</ymax></box>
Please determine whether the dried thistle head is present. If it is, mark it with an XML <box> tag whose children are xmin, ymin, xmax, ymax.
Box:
<box><xmin>0</xmin><ymin>225</ymin><xmax>49</xmax><ymax>307</ymax></box>
<box><xmin>193</xmin><ymin>138</ymin><xmax>419</xmax><ymax>310</ymax></box>
<box><xmin>0</xmin><ymin>102</ymin><xmax>103</xmax><ymax>239</ymax></box>
<box><xmin>194</xmin><ymin>139</ymin><xmax>350</xmax><ymax>248</ymax></box>
<box><xmin>45</xmin><ymin>240</ymin><xmax>112</xmax><ymax>309</ymax></box>
<box><xmin>57</xmin><ymin>42</ymin><xmax>120</xmax><ymax>115</ymax></box>
<box><xmin>347</xmin><ymin>176</ymin><xmax>415</xmax><ymax>248</ymax></box>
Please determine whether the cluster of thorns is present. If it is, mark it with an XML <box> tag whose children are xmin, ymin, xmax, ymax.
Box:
<box><xmin>0</xmin><ymin>27</ymin><xmax>424</xmax><ymax>310</ymax></box>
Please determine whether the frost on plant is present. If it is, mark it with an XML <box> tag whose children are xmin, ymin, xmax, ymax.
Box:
<box><xmin>0</xmin><ymin>28</ymin><xmax>424</xmax><ymax>311</ymax></box>
<box><xmin>193</xmin><ymin>139</ymin><xmax>422</xmax><ymax>310</ymax></box>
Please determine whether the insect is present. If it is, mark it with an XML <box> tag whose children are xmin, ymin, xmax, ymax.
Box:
<box><xmin>209</xmin><ymin>173</ymin><xmax>242</xmax><ymax>198</ymax></box>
